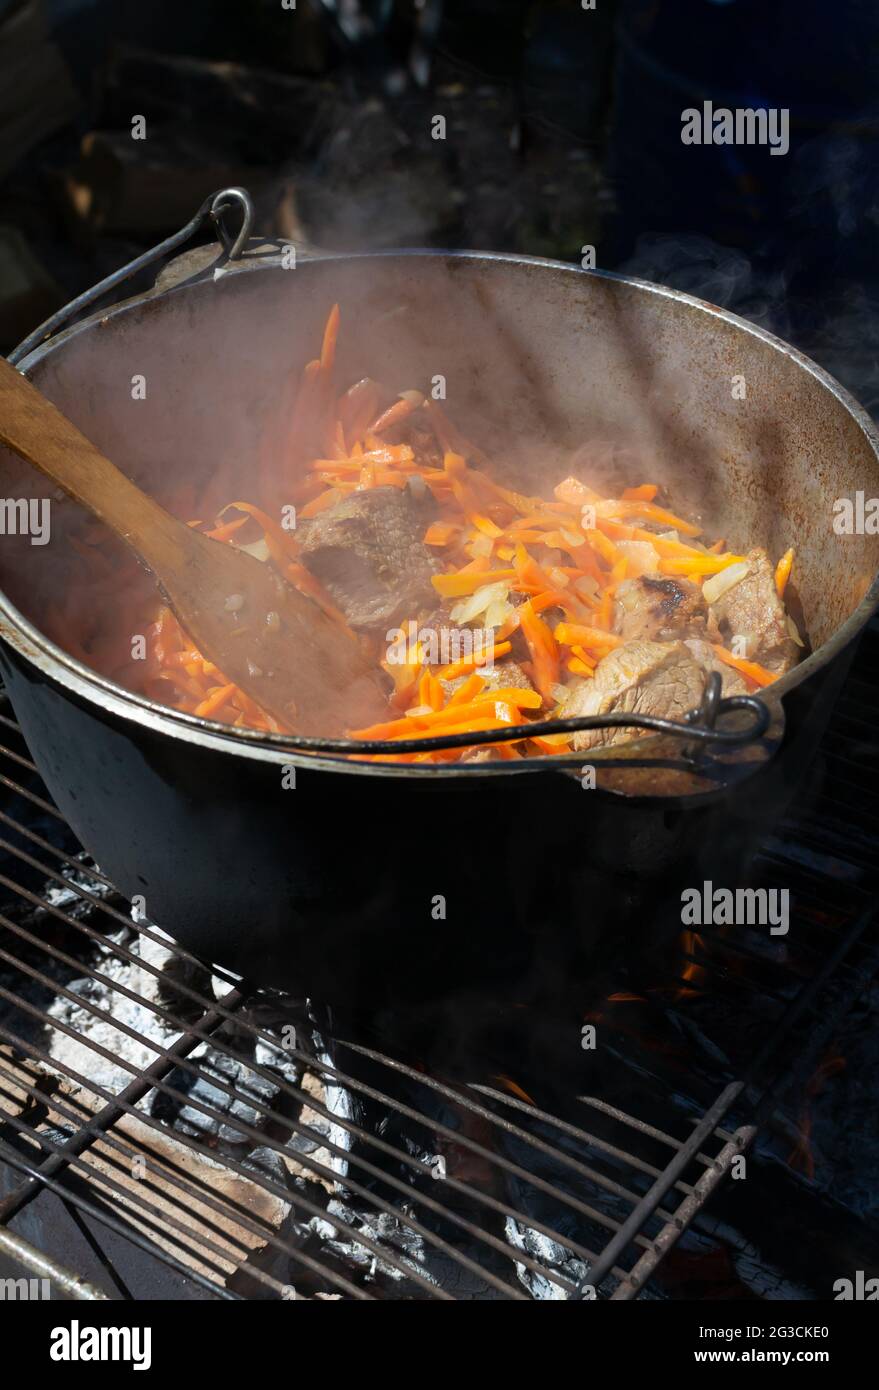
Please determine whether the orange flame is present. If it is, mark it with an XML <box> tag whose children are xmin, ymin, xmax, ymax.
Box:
<box><xmin>493</xmin><ymin>1074</ymin><xmax>536</xmax><ymax>1105</ymax></box>
<box><xmin>787</xmin><ymin>1053</ymin><xmax>846</xmax><ymax>1178</ymax></box>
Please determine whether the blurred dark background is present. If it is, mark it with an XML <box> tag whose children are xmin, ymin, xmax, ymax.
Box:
<box><xmin>2</xmin><ymin>0</ymin><xmax>878</xmax><ymax>409</ymax></box>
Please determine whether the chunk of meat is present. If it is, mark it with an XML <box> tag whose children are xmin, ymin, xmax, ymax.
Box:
<box><xmin>298</xmin><ymin>486</ymin><xmax>439</xmax><ymax>632</ymax></box>
<box><xmin>441</xmin><ymin>658</ymin><xmax>533</xmax><ymax>700</ymax></box>
<box><xmin>614</xmin><ymin>575</ymin><xmax>714</xmax><ymax>643</ymax></box>
<box><xmin>708</xmin><ymin>548</ymin><xmax>798</xmax><ymax>675</ymax></box>
<box><xmin>558</xmin><ymin>640</ymin><xmax>707</xmax><ymax>751</ymax></box>
<box><xmin>683</xmin><ymin>639</ymin><xmax>748</xmax><ymax>697</ymax></box>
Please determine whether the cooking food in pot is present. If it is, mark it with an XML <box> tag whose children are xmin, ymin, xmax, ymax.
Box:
<box><xmin>53</xmin><ymin>304</ymin><xmax>803</xmax><ymax>760</ymax></box>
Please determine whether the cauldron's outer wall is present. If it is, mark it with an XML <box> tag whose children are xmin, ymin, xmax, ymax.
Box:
<box><xmin>0</xmin><ymin>631</ymin><xmax>854</xmax><ymax>1003</ymax></box>
<box><xmin>2</xmin><ymin>247</ymin><xmax>877</xmax><ymax>1000</ymax></box>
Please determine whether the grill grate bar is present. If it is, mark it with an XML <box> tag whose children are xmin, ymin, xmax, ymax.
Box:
<box><xmin>0</xmin><ymin>1133</ymin><xmax>245</xmax><ymax>1301</ymax></box>
<box><xmin>0</xmin><ymin>770</ymin><xmax>66</xmax><ymax>823</ymax></box>
<box><xmin>334</xmin><ymin>1038</ymin><xmax>705</xmax><ymax>1195</ymax></box>
<box><xmin>0</xmin><ymin>826</ymin><xmax>699</xmax><ymax>1207</ymax></box>
<box><xmin>0</xmin><ymin>978</ymin><xmax>244</xmax><ymax>1226</ymax></box>
<box><xmin>0</xmin><ymin>1056</ymin><xmax>384</xmax><ymax>1299</ymax></box>
<box><xmin>0</xmin><ymin>992</ymin><xmax>587</xmax><ymax>1297</ymax></box>
<box><xmin>0</xmin><ymin>1015</ymin><xmax>469</xmax><ymax>1299</ymax></box>
<box><xmin>581</xmin><ymin>1080</ymin><xmax>745</xmax><ymax>1291</ymax></box>
<box><xmin>0</xmin><ymin>650</ymin><xmax>874</xmax><ymax>1300</ymax></box>
<box><xmin>0</xmin><ymin>912</ymin><xmax>653</xmax><ymax>1264</ymax></box>
<box><xmin>0</xmin><ymin>1107</ymin><xmax>298</xmax><ymax>1299</ymax></box>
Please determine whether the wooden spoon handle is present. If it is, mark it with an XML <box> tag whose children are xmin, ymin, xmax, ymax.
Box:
<box><xmin>0</xmin><ymin>357</ymin><xmax>182</xmax><ymax>566</ymax></box>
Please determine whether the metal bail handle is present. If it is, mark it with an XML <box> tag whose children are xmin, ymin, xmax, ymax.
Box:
<box><xmin>255</xmin><ymin>671</ymin><xmax>773</xmax><ymax>759</ymax></box>
<box><xmin>8</xmin><ymin>187</ymin><xmax>255</xmax><ymax>367</ymax></box>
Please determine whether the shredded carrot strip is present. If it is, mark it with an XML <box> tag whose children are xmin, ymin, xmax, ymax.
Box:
<box><xmin>431</xmin><ymin>568</ymin><xmax>516</xmax><ymax>598</ymax></box>
<box><xmin>621</xmin><ymin>484</ymin><xmax>658</xmax><ymax>501</ymax></box>
<box><xmin>446</xmin><ymin>673</ymin><xmax>486</xmax><ymax>706</ymax></box>
<box><xmin>195</xmin><ymin>684</ymin><xmax>239</xmax><ymax>719</ymax></box>
<box><xmin>711</xmin><ymin>644</ymin><xmax>776</xmax><ymax>688</ymax></box>
<box><xmin>371</xmin><ymin>398</ymin><xmax>417</xmax><ymax>433</ymax></box>
<box><xmin>554</xmin><ymin>623</ymin><xmax>623</xmax><ymax>651</ymax></box>
<box><xmin>658</xmin><ymin>554</ymin><xmax>744</xmax><ymax>577</ymax></box>
<box><xmin>424</xmin><ymin>521</ymin><xmax>459</xmax><ymax>546</ymax></box>
<box><xmin>350</xmin><ymin>699</ymin><xmax>523</xmax><ymax>740</ymax></box>
<box><xmin>438</xmin><ymin>641</ymin><xmax>513</xmax><ymax>681</ymax></box>
<box><xmin>518</xmin><ymin>600</ymin><xmax>558</xmax><ymax>704</ymax></box>
<box><xmin>474</xmin><ymin>686</ymin><xmax>542</xmax><ymax>709</ymax></box>
<box><xmin>320</xmin><ymin>303</ymin><xmax>340</xmax><ymax>379</ymax></box>
<box><xmin>775</xmin><ymin>547</ymin><xmax>794</xmax><ymax>597</ymax></box>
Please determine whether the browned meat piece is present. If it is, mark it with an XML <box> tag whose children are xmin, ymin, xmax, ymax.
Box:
<box><xmin>708</xmin><ymin>548</ymin><xmax>798</xmax><ymax>675</ymax></box>
<box><xmin>614</xmin><ymin>575</ymin><xmax>715</xmax><ymax>643</ymax></box>
<box><xmin>298</xmin><ymin>486</ymin><xmax>440</xmax><ymax>632</ymax></box>
<box><xmin>558</xmin><ymin>640</ymin><xmax>706</xmax><ymax>751</ymax></box>
<box><xmin>683</xmin><ymin>639</ymin><xmax>748</xmax><ymax>696</ymax></box>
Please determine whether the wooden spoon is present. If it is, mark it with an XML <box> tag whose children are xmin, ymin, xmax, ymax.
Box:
<box><xmin>0</xmin><ymin>358</ymin><xmax>389</xmax><ymax>737</ymax></box>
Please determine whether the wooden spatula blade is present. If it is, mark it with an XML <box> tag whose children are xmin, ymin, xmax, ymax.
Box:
<box><xmin>166</xmin><ymin>527</ymin><xmax>388</xmax><ymax>735</ymax></box>
<box><xmin>0</xmin><ymin>357</ymin><xmax>389</xmax><ymax>738</ymax></box>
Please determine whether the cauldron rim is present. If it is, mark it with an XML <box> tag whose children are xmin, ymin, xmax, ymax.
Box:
<box><xmin>4</xmin><ymin>247</ymin><xmax>878</xmax><ymax>781</ymax></box>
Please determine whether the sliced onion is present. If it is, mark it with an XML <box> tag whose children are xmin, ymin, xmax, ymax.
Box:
<box><xmin>616</xmin><ymin>540</ymin><xmax>660</xmax><ymax>578</ymax></box>
<box><xmin>450</xmin><ymin>580</ymin><xmax>510</xmax><ymax>625</ymax></box>
<box><xmin>561</xmin><ymin>528</ymin><xmax>585</xmax><ymax>548</ymax></box>
<box><xmin>787</xmin><ymin>614</ymin><xmax>805</xmax><ymax>646</ymax></box>
<box><xmin>574</xmin><ymin>574</ymin><xmax>599</xmax><ymax>601</ymax></box>
<box><xmin>406</xmin><ymin>472</ymin><xmax>429</xmax><ymax>501</ymax></box>
<box><xmin>469</xmin><ymin>533</ymin><xmax>494</xmax><ymax>559</ymax></box>
<box><xmin>703</xmin><ymin>560</ymin><xmax>749</xmax><ymax>605</ymax></box>
<box><xmin>484</xmin><ymin>597</ymin><xmax>513</xmax><ymax>629</ymax></box>
<box><xmin>234</xmin><ymin>537</ymin><xmax>271</xmax><ymax>562</ymax></box>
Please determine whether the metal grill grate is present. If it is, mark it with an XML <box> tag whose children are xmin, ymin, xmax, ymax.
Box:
<box><xmin>0</xmin><ymin>628</ymin><xmax>876</xmax><ymax>1300</ymax></box>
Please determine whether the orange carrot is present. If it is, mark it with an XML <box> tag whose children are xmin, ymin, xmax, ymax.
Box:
<box><xmin>475</xmin><ymin>686</ymin><xmax>542</xmax><ymax>709</ymax></box>
<box><xmin>711</xmin><ymin>644</ymin><xmax>776</xmax><ymax>688</ymax></box>
<box><xmin>518</xmin><ymin>599</ymin><xmax>558</xmax><ymax>703</ymax></box>
<box><xmin>446</xmin><ymin>673</ymin><xmax>486</xmax><ymax>706</ymax></box>
<box><xmin>431</xmin><ymin>568</ymin><xmax>516</xmax><ymax>598</ymax></box>
<box><xmin>320</xmin><ymin>303</ymin><xmax>340</xmax><ymax>379</ymax></box>
<box><xmin>195</xmin><ymin>684</ymin><xmax>239</xmax><ymax>719</ymax></box>
<box><xmin>424</xmin><ymin>520</ymin><xmax>459</xmax><ymax>546</ymax></box>
<box><xmin>554</xmin><ymin>623</ymin><xmax>622</xmax><ymax>651</ymax></box>
<box><xmin>438</xmin><ymin>641</ymin><xmax>513</xmax><ymax>680</ymax></box>
<box><xmin>658</xmin><ymin>554</ymin><xmax>745</xmax><ymax>577</ymax></box>
<box><xmin>371</xmin><ymin>397</ymin><xmax>418</xmax><ymax>433</ymax></box>
<box><xmin>775</xmin><ymin>547</ymin><xmax>794</xmax><ymax>597</ymax></box>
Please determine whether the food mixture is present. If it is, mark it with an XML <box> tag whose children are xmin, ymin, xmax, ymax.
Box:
<box><xmin>59</xmin><ymin>304</ymin><xmax>803</xmax><ymax>760</ymax></box>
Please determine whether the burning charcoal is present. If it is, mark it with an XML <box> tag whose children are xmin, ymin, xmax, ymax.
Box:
<box><xmin>45</xmin><ymin>855</ymin><xmax>129</xmax><ymax>927</ymax></box>
<box><xmin>154</xmin><ymin>950</ymin><xmax>216</xmax><ymax>1025</ymax></box>
<box><xmin>503</xmin><ymin>1219</ymin><xmax>591</xmax><ymax>1301</ymax></box>
<box><xmin>154</xmin><ymin>1048</ymin><xmax>285</xmax><ymax>1153</ymax></box>
<box><xmin>241</xmin><ymin>1145</ymin><xmax>290</xmax><ymax>1188</ymax></box>
<box><xmin>499</xmin><ymin>1124</ymin><xmax>638</xmax><ymax>1299</ymax></box>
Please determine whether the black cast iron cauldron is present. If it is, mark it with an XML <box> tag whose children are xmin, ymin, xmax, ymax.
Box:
<box><xmin>0</xmin><ymin>191</ymin><xmax>877</xmax><ymax>1002</ymax></box>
